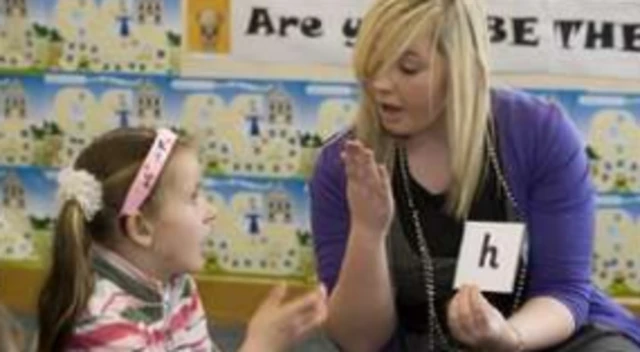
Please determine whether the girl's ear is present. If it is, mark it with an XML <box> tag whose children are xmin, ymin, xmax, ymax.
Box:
<box><xmin>122</xmin><ymin>212</ymin><xmax>155</xmax><ymax>248</ymax></box>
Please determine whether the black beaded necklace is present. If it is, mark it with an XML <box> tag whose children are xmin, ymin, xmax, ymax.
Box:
<box><xmin>396</xmin><ymin>135</ymin><xmax>528</xmax><ymax>351</ymax></box>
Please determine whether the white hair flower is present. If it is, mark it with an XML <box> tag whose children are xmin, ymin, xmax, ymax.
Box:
<box><xmin>56</xmin><ymin>167</ymin><xmax>104</xmax><ymax>221</ymax></box>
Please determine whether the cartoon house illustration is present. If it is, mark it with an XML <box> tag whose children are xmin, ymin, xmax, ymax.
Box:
<box><xmin>266</xmin><ymin>189</ymin><xmax>293</xmax><ymax>224</ymax></box>
<box><xmin>136</xmin><ymin>0</ymin><xmax>163</xmax><ymax>25</ymax></box>
<box><xmin>135</xmin><ymin>81</ymin><xmax>162</xmax><ymax>126</ymax></box>
<box><xmin>0</xmin><ymin>0</ymin><xmax>37</xmax><ymax>68</ymax></box>
<box><xmin>2</xmin><ymin>80</ymin><xmax>26</xmax><ymax>120</ymax></box>
<box><xmin>0</xmin><ymin>127</ymin><xmax>31</xmax><ymax>165</ymax></box>
<box><xmin>266</xmin><ymin>87</ymin><xmax>293</xmax><ymax>126</ymax></box>
<box><xmin>1</xmin><ymin>0</ymin><xmax>27</xmax><ymax>17</ymax></box>
<box><xmin>51</xmin><ymin>0</ymin><xmax>100</xmax><ymax>71</ymax></box>
<box><xmin>252</xmin><ymin>87</ymin><xmax>301</xmax><ymax>176</ymax></box>
<box><xmin>203</xmin><ymin>88</ymin><xmax>301</xmax><ymax>177</ymax></box>
<box><xmin>51</xmin><ymin>88</ymin><xmax>100</xmax><ymax>165</ymax></box>
<box><xmin>593</xmin><ymin>209</ymin><xmax>640</xmax><ymax>294</ymax></box>
<box><xmin>588</xmin><ymin>109</ymin><xmax>639</xmax><ymax>193</ymax></box>
<box><xmin>61</xmin><ymin>35</ymin><xmax>101</xmax><ymax>71</ymax></box>
<box><xmin>2</xmin><ymin>171</ymin><xmax>25</xmax><ymax>210</ymax></box>
<box><xmin>0</xmin><ymin>80</ymin><xmax>31</xmax><ymax>164</ymax></box>
<box><xmin>0</xmin><ymin>172</ymin><xmax>34</xmax><ymax>259</ymax></box>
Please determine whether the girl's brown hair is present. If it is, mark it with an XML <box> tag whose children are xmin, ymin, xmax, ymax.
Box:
<box><xmin>37</xmin><ymin>127</ymin><xmax>191</xmax><ymax>351</ymax></box>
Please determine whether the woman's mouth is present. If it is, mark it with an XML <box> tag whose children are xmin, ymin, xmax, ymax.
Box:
<box><xmin>379</xmin><ymin>103</ymin><xmax>405</xmax><ymax>122</ymax></box>
<box><xmin>380</xmin><ymin>103</ymin><xmax>403</xmax><ymax>113</ymax></box>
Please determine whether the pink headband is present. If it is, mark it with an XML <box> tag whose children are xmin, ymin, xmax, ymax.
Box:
<box><xmin>120</xmin><ymin>128</ymin><xmax>178</xmax><ymax>216</ymax></box>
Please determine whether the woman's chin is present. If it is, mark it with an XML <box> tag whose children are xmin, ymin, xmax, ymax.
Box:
<box><xmin>381</xmin><ymin>122</ymin><xmax>413</xmax><ymax>139</ymax></box>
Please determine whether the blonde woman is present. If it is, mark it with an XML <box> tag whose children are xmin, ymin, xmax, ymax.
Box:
<box><xmin>309</xmin><ymin>0</ymin><xmax>640</xmax><ymax>351</ymax></box>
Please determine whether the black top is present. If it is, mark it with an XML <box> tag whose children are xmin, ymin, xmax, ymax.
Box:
<box><xmin>391</xmin><ymin>154</ymin><xmax>516</xmax><ymax>336</ymax></box>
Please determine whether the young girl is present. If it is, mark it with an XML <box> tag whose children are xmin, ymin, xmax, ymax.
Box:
<box><xmin>37</xmin><ymin>127</ymin><xmax>327</xmax><ymax>351</ymax></box>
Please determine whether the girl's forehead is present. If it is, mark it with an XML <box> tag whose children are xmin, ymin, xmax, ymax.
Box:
<box><xmin>160</xmin><ymin>150</ymin><xmax>200</xmax><ymax>191</ymax></box>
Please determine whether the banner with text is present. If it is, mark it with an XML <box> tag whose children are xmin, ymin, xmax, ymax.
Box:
<box><xmin>185</xmin><ymin>0</ymin><xmax>640</xmax><ymax>79</ymax></box>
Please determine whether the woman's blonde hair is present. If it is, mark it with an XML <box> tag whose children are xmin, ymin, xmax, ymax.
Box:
<box><xmin>353</xmin><ymin>0</ymin><xmax>492</xmax><ymax>218</ymax></box>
